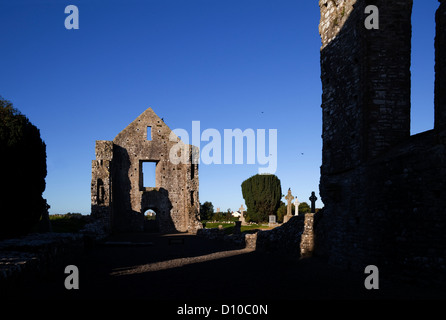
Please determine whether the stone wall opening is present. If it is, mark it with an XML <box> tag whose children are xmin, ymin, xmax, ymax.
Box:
<box><xmin>147</xmin><ymin>126</ymin><xmax>152</xmax><ymax>141</ymax></box>
<box><xmin>97</xmin><ymin>178</ymin><xmax>104</xmax><ymax>205</ymax></box>
<box><xmin>143</xmin><ymin>208</ymin><xmax>159</xmax><ymax>232</ymax></box>
<box><xmin>144</xmin><ymin>209</ymin><xmax>156</xmax><ymax>219</ymax></box>
<box><xmin>141</xmin><ymin>161</ymin><xmax>157</xmax><ymax>189</ymax></box>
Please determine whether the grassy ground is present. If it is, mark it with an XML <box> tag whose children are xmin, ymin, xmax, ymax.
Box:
<box><xmin>45</xmin><ymin>216</ymin><xmax>270</xmax><ymax>234</ymax></box>
<box><xmin>48</xmin><ymin>214</ymin><xmax>88</xmax><ymax>233</ymax></box>
<box><xmin>204</xmin><ymin>222</ymin><xmax>271</xmax><ymax>234</ymax></box>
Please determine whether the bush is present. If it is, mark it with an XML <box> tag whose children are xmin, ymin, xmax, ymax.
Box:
<box><xmin>299</xmin><ymin>202</ymin><xmax>311</xmax><ymax>214</ymax></box>
<box><xmin>0</xmin><ymin>97</ymin><xmax>48</xmax><ymax>238</ymax></box>
<box><xmin>200</xmin><ymin>201</ymin><xmax>214</xmax><ymax>221</ymax></box>
<box><xmin>276</xmin><ymin>202</ymin><xmax>288</xmax><ymax>222</ymax></box>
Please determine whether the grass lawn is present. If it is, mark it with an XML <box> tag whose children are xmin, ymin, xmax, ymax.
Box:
<box><xmin>204</xmin><ymin>222</ymin><xmax>271</xmax><ymax>234</ymax></box>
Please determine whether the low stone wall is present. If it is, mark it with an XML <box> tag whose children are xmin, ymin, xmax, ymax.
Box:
<box><xmin>256</xmin><ymin>215</ymin><xmax>306</xmax><ymax>256</ymax></box>
<box><xmin>300</xmin><ymin>214</ymin><xmax>315</xmax><ymax>258</ymax></box>
<box><xmin>196</xmin><ymin>228</ymin><xmax>258</xmax><ymax>250</ymax></box>
<box><xmin>0</xmin><ymin>233</ymin><xmax>85</xmax><ymax>293</ymax></box>
<box><xmin>0</xmin><ymin>220</ymin><xmax>108</xmax><ymax>294</ymax></box>
<box><xmin>198</xmin><ymin>214</ymin><xmax>315</xmax><ymax>257</ymax></box>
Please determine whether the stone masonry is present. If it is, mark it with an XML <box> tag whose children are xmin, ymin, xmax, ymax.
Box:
<box><xmin>91</xmin><ymin>108</ymin><xmax>202</xmax><ymax>234</ymax></box>
<box><xmin>317</xmin><ymin>0</ymin><xmax>446</xmax><ymax>284</ymax></box>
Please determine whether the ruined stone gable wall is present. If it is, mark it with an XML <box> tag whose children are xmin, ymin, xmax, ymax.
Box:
<box><xmin>317</xmin><ymin>0</ymin><xmax>446</xmax><ymax>284</ymax></box>
<box><xmin>112</xmin><ymin>109</ymin><xmax>178</xmax><ymax>232</ymax></box>
<box><xmin>92</xmin><ymin>108</ymin><xmax>201</xmax><ymax>234</ymax></box>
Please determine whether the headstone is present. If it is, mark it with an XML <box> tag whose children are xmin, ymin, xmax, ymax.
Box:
<box><xmin>284</xmin><ymin>188</ymin><xmax>294</xmax><ymax>223</ymax></box>
<box><xmin>268</xmin><ymin>215</ymin><xmax>277</xmax><ymax>227</ymax></box>
<box><xmin>239</xmin><ymin>204</ymin><xmax>248</xmax><ymax>226</ymax></box>
<box><xmin>309</xmin><ymin>191</ymin><xmax>318</xmax><ymax>213</ymax></box>
<box><xmin>294</xmin><ymin>197</ymin><xmax>300</xmax><ymax>216</ymax></box>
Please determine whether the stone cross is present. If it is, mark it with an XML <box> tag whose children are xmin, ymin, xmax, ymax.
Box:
<box><xmin>309</xmin><ymin>191</ymin><xmax>318</xmax><ymax>213</ymax></box>
<box><xmin>294</xmin><ymin>197</ymin><xmax>300</xmax><ymax>216</ymax></box>
<box><xmin>239</xmin><ymin>204</ymin><xmax>247</xmax><ymax>225</ymax></box>
<box><xmin>285</xmin><ymin>188</ymin><xmax>294</xmax><ymax>216</ymax></box>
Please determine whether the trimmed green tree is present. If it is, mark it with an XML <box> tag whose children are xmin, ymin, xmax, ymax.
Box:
<box><xmin>0</xmin><ymin>97</ymin><xmax>48</xmax><ymax>238</ymax></box>
<box><xmin>241</xmin><ymin>174</ymin><xmax>282</xmax><ymax>223</ymax></box>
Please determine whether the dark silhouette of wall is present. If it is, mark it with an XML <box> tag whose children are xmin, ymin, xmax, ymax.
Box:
<box><xmin>317</xmin><ymin>0</ymin><xmax>446</xmax><ymax>285</ymax></box>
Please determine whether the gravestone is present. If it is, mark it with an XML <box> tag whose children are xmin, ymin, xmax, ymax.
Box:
<box><xmin>283</xmin><ymin>188</ymin><xmax>294</xmax><ymax>223</ymax></box>
<box><xmin>268</xmin><ymin>215</ymin><xmax>277</xmax><ymax>227</ymax></box>
<box><xmin>239</xmin><ymin>204</ymin><xmax>248</xmax><ymax>226</ymax></box>
<box><xmin>309</xmin><ymin>191</ymin><xmax>318</xmax><ymax>213</ymax></box>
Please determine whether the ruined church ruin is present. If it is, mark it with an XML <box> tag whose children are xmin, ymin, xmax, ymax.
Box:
<box><xmin>91</xmin><ymin>108</ymin><xmax>202</xmax><ymax>234</ymax></box>
<box><xmin>316</xmin><ymin>0</ymin><xmax>446</xmax><ymax>283</ymax></box>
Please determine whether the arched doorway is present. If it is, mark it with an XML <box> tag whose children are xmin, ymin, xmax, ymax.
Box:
<box><xmin>143</xmin><ymin>208</ymin><xmax>159</xmax><ymax>232</ymax></box>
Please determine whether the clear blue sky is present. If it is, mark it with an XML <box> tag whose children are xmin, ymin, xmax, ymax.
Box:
<box><xmin>0</xmin><ymin>0</ymin><xmax>438</xmax><ymax>214</ymax></box>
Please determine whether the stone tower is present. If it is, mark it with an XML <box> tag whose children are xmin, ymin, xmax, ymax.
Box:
<box><xmin>319</xmin><ymin>0</ymin><xmax>412</xmax><ymax>175</ymax></box>
<box><xmin>91</xmin><ymin>108</ymin><xmax>202</xmax><ymax>234</ymax></box>
<box><xmin>317</xmin><ymin>0</ymin><xmax>446</xmax><ymax>283</ymax></box>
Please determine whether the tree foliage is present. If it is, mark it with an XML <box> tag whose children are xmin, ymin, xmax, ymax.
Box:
<box><xmin>299</xmin><ymin>202</ymin><xmax>311</xmax><ymax>214</ymax></box>
<box><xmin>276</xmin><ymin>202</ymin><xmax>288</xmax><ymax>222</ymax></box>
<box><xmin>199</xmin><ymin>201</ymin><xmax>214</xmax><ymax>221</ymax></box>
<box><xmin>0</xmin><ymin>97</ymin><xmax>48</xmax><ymax>238</ymax></box>
<box><xmin>241</xmin><ymin>174</ymin><xmax>282</xmax><ymax>223</ymax></box>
